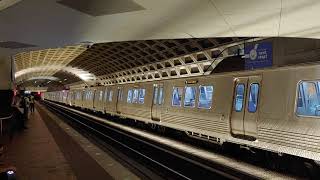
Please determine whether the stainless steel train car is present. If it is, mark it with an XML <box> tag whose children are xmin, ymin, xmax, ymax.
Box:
<box><xmin>44</xmin><ymin>62</ymin><xmax>320</xmax><ymax>162</ymax></box>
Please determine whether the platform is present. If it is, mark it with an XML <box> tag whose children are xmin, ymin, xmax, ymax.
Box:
<box><xmin>2</xmin><ymin>103</ymin><xmax>139</xmax><ymax>180</ymax></box>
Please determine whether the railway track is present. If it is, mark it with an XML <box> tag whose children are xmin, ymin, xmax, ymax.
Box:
<box><xmin>43</xmin><ymin>101</ymin><xmax>263</xmax><ymax>180</ymax></box>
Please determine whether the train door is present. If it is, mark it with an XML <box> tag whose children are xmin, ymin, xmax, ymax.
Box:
<box><xmin>103</xmin><ymin>87</ymin><xmax>108</xmax><ymax>112</ymax></box>
<box><xmin>151</xmin><ymin>84</ymin><xmax>164</xmax><ymax>121</ymax></box>
<box><xmin>230</xmin><ymin>76</ymin><xmax>261</xmax><ymax>140</ymax></box>
<box><xmin>92</xmin><ymin>89</ymin><xmax>97</xmax><ymax>109</ymax></box>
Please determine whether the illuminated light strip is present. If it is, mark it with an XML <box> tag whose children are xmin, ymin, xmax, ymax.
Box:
<box><xmin>15</xmin><ymin>65</ymin><xmax>96</xmax><ymax>82</ymax></box>
<box><xmin>27</xmin><ymin>76</ymin><xmax>60</xmax><ymax>81</ymax></box>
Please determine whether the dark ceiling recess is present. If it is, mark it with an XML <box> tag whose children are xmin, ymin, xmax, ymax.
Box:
<box><xmin>0</xmin><ymin>41</ymin><xmax>36</xmax><ymax>49</ymax></box>
<box><xmin>68</xmin><ymin>37</ymin><xmax>249</xmax><ymax>77</ymax></box>
<box><xmin>57</xmin><ymin>0</ymin><xmax>145</xmax><ymax>16</ymax></box>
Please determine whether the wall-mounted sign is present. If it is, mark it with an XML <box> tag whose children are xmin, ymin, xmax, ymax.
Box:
<box><xmin>185</xmin><ymin>80</ymin><xmax>198</xmax><ymax>84</ymax></box>
<box><xmin>244</xmin><ymin>41</ymin><xmax>273</xmax><ymax>70</ymax></box>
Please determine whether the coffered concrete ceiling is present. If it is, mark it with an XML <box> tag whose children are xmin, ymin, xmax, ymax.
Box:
<box><xmin>1</xmin><ymin>0</ymin><xmax>320</xmax><ymax>88</ymax></box>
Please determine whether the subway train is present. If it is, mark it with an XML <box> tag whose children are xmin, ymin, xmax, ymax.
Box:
<box><xmin>45</xmin><ymin>61</ymin><xmax>320</xmax><ymax>162</ymax></box>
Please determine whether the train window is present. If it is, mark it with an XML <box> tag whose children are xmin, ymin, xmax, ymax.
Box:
<box><xmin>172</xmin><ymin>87</ymin><xmax>183</xmax><ymax>107</ymax></box>
<box><xmin>184</xmin><ymin>86</ymin><xmax>196</xmax><ymax>107</ymax></box>
<box><xmin>158</xmin><ymin>87</ymin><xmax>164</xmax><ymax>105</ymax></box>
<box><xmin>248</xmin><ymin>83</ymin><xmax>259</xmax><ymax>113</ymax></box>
<box><xmin>109</xmin><ymin>90</ymin><xmax>113</xmax><ymax>102</ymax></box>
<box><xmin>234</xmin><ymin>84</ymin><xmax>245</xmax><ymax>112</ymax></box>
<box><xmin>127</xmin><ymin>89</ymin><xmax>133</xmax><ymax>103</ymax></box>
<box><xmin>153</xmin><ymin>87</ymin><xmax>158</xmax><ymax>105</ymax></box>
<box><xmin>198</xmin><ymin>86</ymin><xmax>213</xmax><ymax>109</ymax></box>
<box><xmin>139</xmin><ymin>89</ymin><xmax>146</xmax><ymax>104</ymax></box>
<box><xmin>296</xmin><ymin>81</ymin><xmax>320</xmax><ymax>116</ymax></box>
<box><xmin>132</xmin><ymin>89</ymin><xmax>139</xmax><ymax>103</ymax></box>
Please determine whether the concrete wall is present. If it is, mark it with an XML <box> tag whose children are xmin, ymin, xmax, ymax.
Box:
<box><xmin>253</xmin><ymin>37</ymin><xmax>320</xmax><ymax>67</ymax></box>
<box><xmin>273</xmin><ymin>37</ymin><xmax>320</xmax><ymax>66</ymax></box>
<box><xmin>0</xmin><ymin>48</ymin><xmax>14</xmax><ymax>90</ymax></box>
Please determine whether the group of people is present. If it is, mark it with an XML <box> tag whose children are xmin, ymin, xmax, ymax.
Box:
<box><xmin>12</xmin><ymin>93</ymin><xmax>35</xmax><ymax>130</ymax></box>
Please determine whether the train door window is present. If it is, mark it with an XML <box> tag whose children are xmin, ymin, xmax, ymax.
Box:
<box><xmin>120</xmin><ymin>88</ymin><xmax>123</xmax><ymax>101</ymax></box>
<box><xmin>184</xmin><ymin>86</ymin><xmax>196</xmax><ymax>107</ymax></box>
<box><xmin>198</xmin><ymin>85</ymin><xmax>213</xmax><ymax>109</ymax></box>
<box><xmin>127</xmin><ymin>89</ymin><xmax>133</xmax><ymax>103</ymax></box>
<box><xmin>86</xmin><ymin>91</ymin><xmax>89</xmax><ymax>100</ymax></box>
<box><xmin>158</xmin><ymin>87</ymin><xmax>164</xmax><ymax>105</ymax></box>
<box><xmin>90</xmin><ymin>91</ymin><xmax>94</xmax><ymax>100</ymax></box>
<box><xmin>99</xmin><ymin>91</ymin><xmax>103</xmax><ymax>101</ymax></box>
<box><xmin>109</xmin><ymin>90</ymin><xmax>113</xmax><ymax>102</ymax></box>
<box><xmin>104</xmin><ymin>89</ymin><xmax>108</xmax><ymax>101</ymax></box>
<box><xmin>153</xmin><ymin>87</ymin><xmax>158</xmax><ymax>105</ymax></box>
<box><xmin>132</xmin><ymin>89</ymin><xmax>139</xmax><ymax>103</ymax></box>
<box><xmin>84</xmin><ymin>91</ymin><xmax>88</xmax><ymax>100</ymax></box>
<box><xmin>297</xmin><ymin>86</ymin><xmax>304</xmax><ymax>109</ymax></box>
<box><xmin>86</xmin><ymin>91</ymin><xmax>90</xmax><ymax>100</ymax></box>
<box><xmin>172</xmin><ymin>87</ymin><xmax>183</xmax><ymax>107</ymax></box>
<box><xmin>118</xmin><ymin>88</ymin><xmax>123</xmax><ymax>101</ymax></box>
<box><xmin>296</xmin><ymin>81</ymin><xmax>320</xmax><ymax>116</ymax></box>
<box><xmin>248</xmin><ymin>83</ymin><xmax>259</xmax><ymax>113</ymax></box>
<box><xmin>234</xmin><ymin>84</ymin><xmax>245</xmax><ymax>112</ymax></box>
<box><xmin>139</xmin><ymin>89</ymin><xmax>146</xmax><ymax>104</ymax></box>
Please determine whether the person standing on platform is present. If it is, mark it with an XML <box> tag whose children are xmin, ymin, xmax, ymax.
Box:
<box><xmin>30</xmin><ymin>95</ymin><xmax>35</xmax><ymax>113</ymax></box>
<box><xmin>23</xmin><ymin>95</ymin><xmax>30</xmax><ymax>120</ymax></box>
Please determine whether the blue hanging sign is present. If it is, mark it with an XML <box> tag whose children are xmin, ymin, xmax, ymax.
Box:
<box><xmin>244</xmin><ymin>42</ymin><xmax>273</xmax><ymax>70</ymax></box>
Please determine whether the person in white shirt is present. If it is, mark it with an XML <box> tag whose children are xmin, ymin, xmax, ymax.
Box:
<box><xmin>23</xmin><ymin>96</ymin><xmax>30</xmax><ymax>120</ymax></box>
